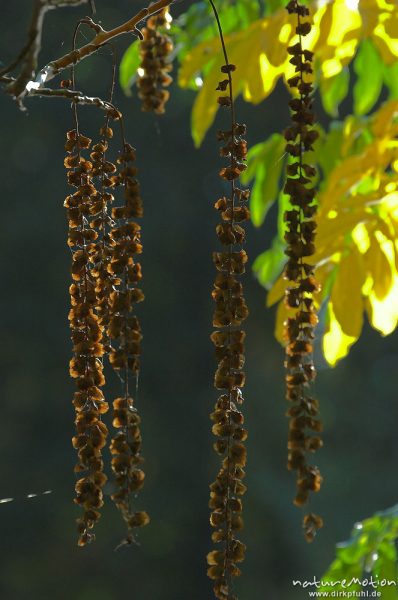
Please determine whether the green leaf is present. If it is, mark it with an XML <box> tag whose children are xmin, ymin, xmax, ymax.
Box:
<box><xmin>241</xmin><ymin>133</ymin><xmax>285</xmax><ymax>227</ymax></box>
<box><xmin>235</xmin><ymin>0</ymin><xmax>260</xmax><ymax>26</ymax></box>
<box><xmin>174</xmin><ymin>0</ymin><xmax>260</xmax><ymax>69</ymax></box>
<box><xmin>320</xmin><ymin>67</ymin><xmax>350</xmax><ymax>117</ymax></box>
<box><xmin>353</xmin><ymin>40</ymin><xmax>383</xmax><ymax>116</ymax></box>
<box><xmin>119</xmin><ymin>40</ymin><xmax>140</xmax><ymax>95</ymax></box>
<box><xmin>277</xmin><ymin>190</ymin><xmax>291</xmax><ymax>240</ymax></box>
<box><xmin>253</xmin><ymin>238</ymin><xmax>286</xmax><ymax>289</ymax></box>
<box><xmin>317</xmin><ymin>122</ymin><xmax>344</xmax><ymax>180</ymax></box>
<box><xmin>321</xmin><ymin>505</ymin><xmax>398</xmax><ymax>596</ymax></box>
<box><xmin>383</xmin><ymin>62</ymin><xmax>398</xmax><ymax>100</ymax></box>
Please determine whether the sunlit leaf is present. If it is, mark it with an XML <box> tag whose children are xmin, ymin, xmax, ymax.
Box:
<box><xmin>353</xmin><ymin>40</ymin><xmax>384</xmax><ymax>115</ymax></box>
<box><xmin>190</xmin><ymin>57</ymin><xmax>228</xmax><ymax>148</ymax></box>
<box><xmin>264</xmin><ymin>0</ymin><xmax>288</xmax><ymax>16</ymax></box>
<box><xmin>383</xmin><ymin>61</ymin><xmax>398</xmax><ymax>99</ymax></box>
<box><xmin>241</xmin><ymin>134</ymin><xmax>285</xmax><ymax>227</ymax></box>
<box><xmin>323</xmin><ymin>302</ymin><xmax>358</xmax><ymax>366</ymax></box>
<box><xmin>173</xmin><ymin>0</ymin><xmax>261</xmax><ymax>69</ymax></box>
<box><xmin>373</xmin><ymin>12</ymin><xmax>398</xmax><ymax>65</ymax></box>
<box><xmin>364</xmin><ymin>233</ymin><xmax>393</xmax><ymax>299</ymax></box>
<box><xmin>331</xmin><ymin>246</ymin><xmax>364</xmax><ymax>338</ymax></box>
<box><xmin>119</xmin><ymin>41</ymin><xmax>140</xmax><ymax>95</ymax></box>
<box><xmin>317</xmin><ymin>122</ymin><xmax>344</xmax><ymax>179</ymax></box>
<box><xmin>321</xmin><ymin>504</ymin><xmax>398</xmax><ymax>596</ymax></box>
<box><xmin>320</xmin><ymin>67</ymin><xmax>350</xmax><ymax>118</ymax></box>
<box><xmin>366</xmin><ymin>273</ymin><xmax>398</xmax><ymax>336</ymax></box>
<box><xmin>253</xmin><ymin>238</ymin><xmax>286</xmax><ymax>289</ymax></box>
<box><xmin>277</xmin><ymin>191</ymin><xmax>291</xmax><ymax>240</ymax></box>
<box><xmin>267</xmin><ymin>274</ymin><xmax>287</xmax><ymax>307</ymax></box>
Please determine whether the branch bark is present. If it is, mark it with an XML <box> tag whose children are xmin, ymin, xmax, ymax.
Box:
<box><xmin>5</xmin><ymin>0</ymin><xmax>89</xmax><ymax>99</ymax></box>
<box><xmin>4</xmin><ymin>0</ymin><xmax>174</xmax><ymax>105</ymax></box>
<box><xmin>37</xmin><ymin>0</ymin><xmax>173</xmax><ymax>83</ymax></box>
<box><xmin>29</xmin><ymin>86</ymin><xmax>121</xmax><ymax>115</ymax></box>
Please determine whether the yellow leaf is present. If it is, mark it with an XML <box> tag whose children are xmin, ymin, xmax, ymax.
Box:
<box><xmin>181</xmin><ymin>0</ymin><xmax>398</xmax><ymax>145</ymax></box>
<box><xmin>315</xmin><ymin>208</ymin><xmax>371</xmax><ymax>260</ymax></box>
<box><xmin>373</xmin><ymin>14</ymin><xmax>398</xmax><ymax>64</ymax></box>
<box><xmin>178</xmin><ymin>35</ymin><xmax>221</xmax><ymax>89</ymax></box>
<box><xmin>274</xmin><ymin>300</ymin><xmax>291</xmax><ymax>345</ymax></box>
<box><xmin>359</xmin><ymin>0</ymin><xmax>381</xmax><ymax>37</ymax></box>
<box><xmin>323</xmin><ymin>302</ymin><xmax>358</xmax><ymax>366</ymax></box>
<box><xmin>272</xmin><ymin>263</ymin><xmax>330</xmax><ymax>345</ymax></box>
<box><xmin>326</xmin><ymin>0</ymin><xmax>361</xmax><ymax>47</ymax></box>
<box><xmin>266</xmin><ymin>10</ymin><xmax>292</xmax><ymax>67</ymax></box>
<box><xmin>331</xmin><ymin>245</ymin><xmax>364</xmax><ymax>338</ymax></box>
<box><xmin>188</xmin><ymin>18</ymin><xmax>279</xmax><ymax>145</ymax></box>
<box><xmin>267</xmin><ymin>274</ymin><xmax>287</xmax><ymax>307</ymax></box>
<box><xmin>371</xmin><ymin>99</ymin><xmax>398</xmax><ymax>138</ymax></box>
<box><xmin>315</xmin><ymin>0</ymin><xmax>360</xmax><ymax>79</ymax></box>
<box><xmin>191</xmin><ymin>60</ymin><xmax>237</xmax><ymax>148</ymax></box>
<box><xmin>352</xmin><ymin>222</ymin><xmax>371</xmax><ymax>254</ymax></box>
<box><xmin>366</xmin><ymin>273</ymin><xmax>398</xmax><ymax>335</ymax></box>
<box><xmin>243</xmin><ymin>12</ymin><xmax>291</xmax><ymax>104</ymax></box>
<box><xmin>364</xmin><ymin>233</ymin><xmax>393</xmax><ymax>299</ymax></box>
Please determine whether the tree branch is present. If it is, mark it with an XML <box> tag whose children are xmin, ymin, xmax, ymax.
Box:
<box><xmin>5</xmin><ymin>0</ymin><xmax>89</xmax><ymax>99</ymax></box>
<box><xmin>29</xmin><ymin>86</ymin><xmax>121</xmax><ymax>115</ymax></box>
<box><xmin>36</xmin><ymin>0</ymin><xmax>174</xmax><ymax>83</ymax></box>
<box><xmin>4</xmin><ymin>0</ymin><xmax>175</xmax><ymax>106</ymax></box>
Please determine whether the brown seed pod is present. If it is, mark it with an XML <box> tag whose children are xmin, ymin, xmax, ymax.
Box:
<box><xmin>107</xmin><ymin>141</ymin><xmax>149</xmax><ymax>541</ymax></box>
<box><xmin>64</xmin><ymin>127</ymin><xmax>108</xmax><ymax>547</ymax></box>
<box><xmin>207</xmin><ymin>13</ymin><xmax>250</xmax><ymax>597</ymax></box>
<box><xmin>137</xmin><ymin>8</ymin><xmax>173</xmax><ymax>114</ymax></box>
<box><xmin>282</xmin><ymin>0</ymin><xmax>322</xmax><ymax>542</ymax></box>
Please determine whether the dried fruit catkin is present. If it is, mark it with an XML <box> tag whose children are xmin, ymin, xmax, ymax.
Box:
<box><xmin>107</xmin><ymin>139</ymin><xmax>149</xmax><ymax>541</ymax></box>
<box><xmin>283</xmin><ymin>0</ymin><xmax>323</xmax><ymax>543</ymax></box>
<box><xmin>207</xmin><ymin>53</ymin><xmax>250</xmax><ymax>599</ymax></box>
<box><xmin>137</xmin><ymin>8</ymin><xmax>173</xmax><ymax>114</ymax></box>
<box><xmin>64</xmin><ymin>127</ymin><xmax>109</xmax><ymax>546</ymax></box>
<box><xmin>89</xmin><ymin>119</ymin><xmax>118</xmax><ymax>344</ymax></box>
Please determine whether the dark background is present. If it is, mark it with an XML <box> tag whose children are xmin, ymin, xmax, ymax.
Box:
<box><xmin>0</xmin><ymin>1</ymin><xmax>397</xmax><ymax>599</ymax></box>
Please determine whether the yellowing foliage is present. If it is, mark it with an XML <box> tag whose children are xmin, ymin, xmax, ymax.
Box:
<box><xmin>180</xmin><ymin>0</ymin><xmax>398</xmax><ymax>146</ymax></box>
<box><xmin>267</xmin><ymin>100</ymin><xmax>398</xmax><ymax>365</ymax></box>
<box><xmin>323</xmin><ymin>303</ymin><xmax>358</xmax><ymax>365</ymax></box>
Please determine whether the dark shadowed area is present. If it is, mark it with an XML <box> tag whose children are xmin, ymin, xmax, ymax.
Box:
<box><xmin>0</xmin><ymin>1</ymin><xmax>398</xmax><ymax>599</ymax></box>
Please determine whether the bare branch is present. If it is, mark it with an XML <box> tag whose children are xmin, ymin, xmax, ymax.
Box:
<box><xmin>5</xmin><ymin>0</ymin><xmax>89</xmax><ymax>99</ymax></box>
<box><xmin>37</xmin><ymin>0</ymin><xmax>174</xmax><ymax>83</ymax></box>
<box><xmin>29</xmin><ymin>86</ymin><xmax>121</xmax><ymax>115</ymax></box>
<box><xmin>0</xmin><ymin>75</ymin><xmax>16</xmax><ymax>84</ymax></box>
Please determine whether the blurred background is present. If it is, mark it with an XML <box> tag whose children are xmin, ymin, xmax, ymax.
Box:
<box><xmin>1</xmin><ymin>1</ymin><xmax>398</xmax><ymax>598</ymax></box>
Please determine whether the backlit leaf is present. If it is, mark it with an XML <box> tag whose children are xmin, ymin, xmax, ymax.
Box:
<box><xmin>320</xmin><ymin>67</ymin><xmax>350</xmax><ymax>118</ymax></box>
<box><xmin>241</xmin><ymin>134</ymin><xmax>285</xmax><ymax>227</ymax></box>
<box><xmin>119</xmin><ymin>41</ymin><xmax>140</xmax><ymax>95</ymax></box>
<box><xmin>364</xmin><ymin>234</ymin><xmax>393</xmax><ymax>299</ymax></box>
<box><xmin>353</xmin><ymin>40</ymin><xmax>384</xmax><ymax>115</ymax></box>
<box><xmin>323</xmin><ymin>303</ymin><xmax>358</xmax><ymax>366</ymax></box>
<box><xmin>321</xmin><ymin>504</ymin><xmax>398</xmax><ymax>596</ymax></box>
<box><xmin>253</xmin><ymin>238</ymin><xmax>285</xmax><ymax>289</ymax></box>
<box><xmin>331</xmin><ymin>245</ymin><xmax>364</xmax><ymax>338</ymax></box>
<box><xmin>383</xmin><ymin>61</ymin><xmax>398</xmax><ymax>99</ymax></box>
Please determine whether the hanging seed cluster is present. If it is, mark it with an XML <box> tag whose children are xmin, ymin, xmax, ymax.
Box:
<box><xmin>137</xmin><ymin>8</ymin><xmax>173</xmax><ymax>114</ymax></box>
<box><xmin>64</xmin><ymin>127</ymin><xmax>109</xmax><ymax>546</ymax></box>
<box><xmin>107</xmin><ymin>141</ymin><xmax>149</xmax><ymax>538</ymax></box>
<box><xmin>283</xmin><ymin>0</ymin><xmax>323</xmax><ymax>543</ymax></box>
<box><xmin>89</xmin><ymin>120</ymin><xmax>118</xmax><ymax>342</ymax></box>
<box><xmin>207</xmin><ymin>60</ymin><xmax>250</xmax><ymax>600</ymax></box>
<box><xmin>65</xmin><ymin>113</ymin><xmax>148</xmax><ymax>545</ymax></box>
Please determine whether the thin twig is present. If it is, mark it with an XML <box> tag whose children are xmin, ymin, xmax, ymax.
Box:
<box><xmin>37</xmin><ymin>0</ymin><xmax>174</xmax><ymax>83</ymax></box>
<box><xmin>0</xmin><ymin>75</ymin><xmax>16</xmax><ymax>84</ymax></box>
<box><xmin>29</xmin><ymin>86</ymin><xmax>121</xmax><ymax>114</ymax></box>
<box><xmin>4</xmin><ymin>0</ymin><xmax>89</xmax><ymax>99</ymax></box>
